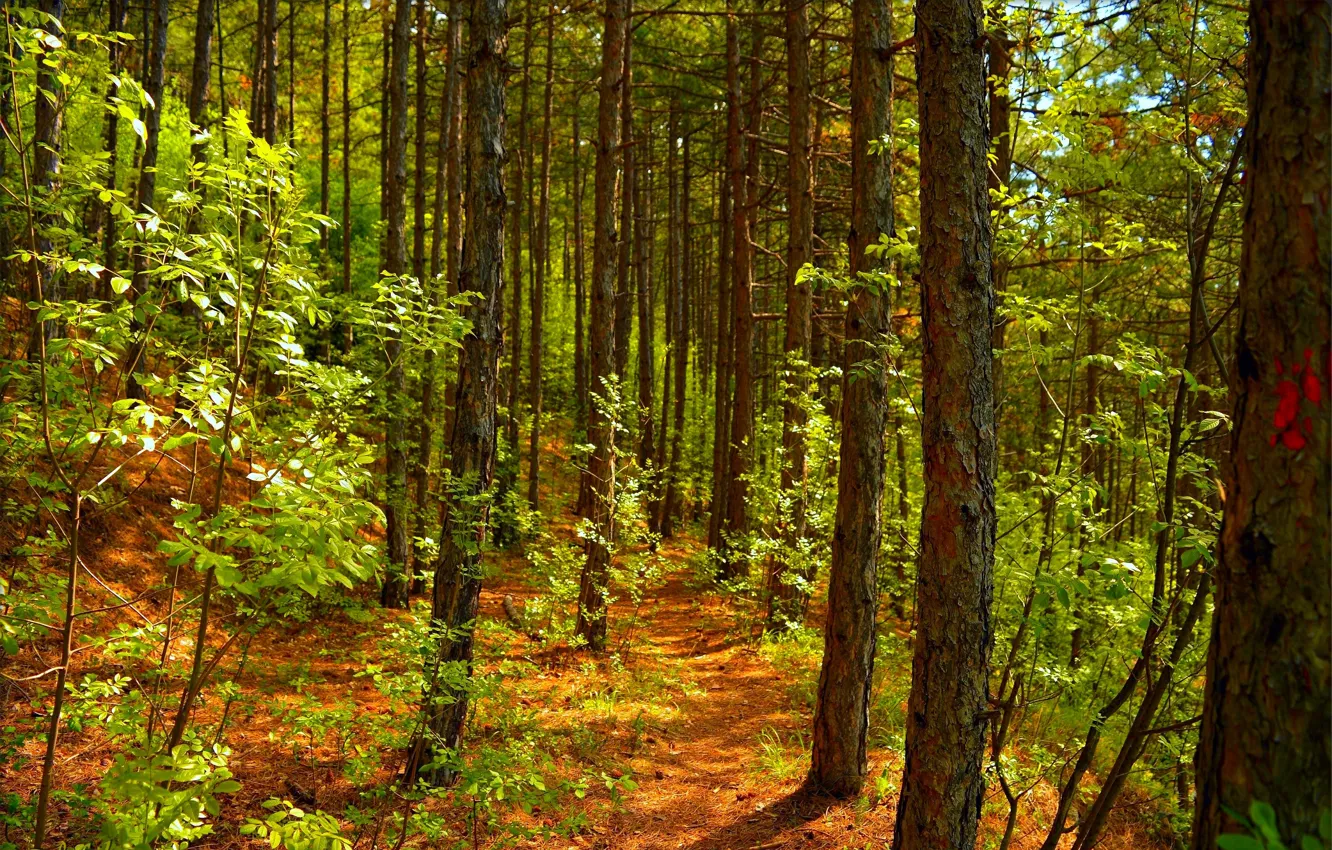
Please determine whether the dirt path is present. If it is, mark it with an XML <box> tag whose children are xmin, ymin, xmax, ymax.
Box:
<box><xmin>479</xmin><ymin>530</ymin><xmax>894</xmax><ymax>850</ymax></box>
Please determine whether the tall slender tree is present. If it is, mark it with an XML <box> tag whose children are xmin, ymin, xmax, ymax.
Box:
<box><xmin>574</xmin><ymin>0</ymin><xmax>627</xmax><ymax>651</ymax></box>
<box><xmin>378</xmin><ymin>0</ymin><xmax>412</xmax><ymax>609</ymax></box>
<box><xmin>770</xmin><ymin>0</ymin><xmax>813</xmax><ymax>623</ymax></box>
<box><xmin>718</xmin><ymin>5</ymin><xmax>752</xmax><ymax>577</ymax></box>
<box><xmin>892</xmin><ymin>0</ymin><xmax>996</xmax><ymax>842</ymax></box>
<box><xmin>527</xmin><ymin>0</ymin><xmax>555</xmax><ymax>507</ymax></box>
<box><xmin>406</xmin><ymin>0</ymin><xmax>508</xmax><ymax>783</ymax></box>
<box><xmin>807</xmin><ymin>0</ymin><xmax>893</xmax><ymax>799</ymax></box>
<box><xmin>1190</xmin><ymin>3</ymin><xmax>1330</xmax><ymax>845</ymax></box>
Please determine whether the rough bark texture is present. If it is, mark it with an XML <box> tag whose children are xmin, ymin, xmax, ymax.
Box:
<box><xmin>408</xmin><ymin>0</ymin><xmax>506</xmax><ymax>784</ymax></box>
<box><xmin>340</xmin><ymin>0</ymin><xmax>353</xmax><ymax>353</ymax></box>
<box><xmin>636</xmin><ymin>121</ymin><xmax>656</xmax><ymax>473</ymax></box>
<box><xmin>188</xmin><ymin>0</ymin><xmax>216</xmax><ymax>162</ymax></box>
<box><xmin>770</xmin><ymin>0</ymin><xmax>813</xmax><ymax>624</ymax></box>
<box><xmin>1190</xmin><ymin>3</ymin><xmax>1331</xmax><ymax>846</ymax></box>
<box><xmin>891</xmin><ymin>0</ymin><xmax>996</xmax><ymax>843</ymax></box>
<box><xmin>378</xmin><ymin>0</ymin><xmax>412</xmax><ymax>609</ymax></box>
<box><xmin>574</xmin><ymin>0</ymin><xmax>626</xmax><ymax>651</ymax></box>
<box><xmin>807</xmin><ymin>0</ymin><xmax>892</xmax><ymax>799</ymax></box>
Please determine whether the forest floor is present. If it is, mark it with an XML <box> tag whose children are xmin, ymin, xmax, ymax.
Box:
<box><xmin>1</xmin><ymin>421</ymin><xmax>1168</xmax><ymax>850</ymax></box>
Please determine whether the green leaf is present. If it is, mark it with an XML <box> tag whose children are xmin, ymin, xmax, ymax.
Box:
<box><xmin>1216</xmin><ymin>836</ymin><xmax>1264</xmax><ymax>850</ymax></box>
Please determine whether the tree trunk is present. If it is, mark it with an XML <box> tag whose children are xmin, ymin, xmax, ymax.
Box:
<box><xmin>378</xmin><ymin>0</ymin><xmax>412</xmax><ymax>609</ymax></box>
<box><xmin>413</xmin><ymin>0</ymin><xmax>437</xmax><ymax>581</ymax></box>
<box><xmin>340</xmin><ymin>0</ymin><xmax>353</xmax><ymax>353</ymax></box>
<box><xmin>123</xmin><ymin>0</ymin><xmax>167</xmax><ymax>395</ymax></box>
<box><xmin>319</xmin><ymin>0</ymin><xmax>331</xmax><ymax>263</ymax></box>
<box><xmin>891</xmin><ymin>0</ymin><xmax>996</xmax><ymax>843</ymax></box>
<box><xmin>770</xmin><ymin>0</ymin><xmax>813</xmax><ymax>624</ymax></box>
<box><xmin>505</xmin><ymin>0</ymin><xmax>534</xmax><ymax>494</ymax></box>
<box><xmin>30</xmin><ymin>0</ymin><xmax>65</xmax><ymax>341</ymax></box>
<box><xmin>574</xmin><ymin>0</ymin><xmax>627</xmax><ymax>651</ymax></box>
<box><xmin>663</xmin><ymin>118</ymin><xmax>689</xmax><ymax>537</ymax></box>
<box><xmin>527</xmin><ymin>0</ymin><xmax>554</xmax><ymax>508</ymax></box>
<box><xmin>707</xmin><ymin>106</ymin><xmax>733</xmax><ymax>553</ymax></box>
<box><xmin>719</xmin><ymin>6</ymin><xmax>754</xmax><ymax>578</ymax></box>
<box><xmin>614</xmin><ymin>2</ymin><xmax>634</xmax><ymax>383</ymax></box>
<box><xmin>573</xmin><ymin>102</ymin><xmax>588</xmax><ymax>430</ymax></box>
<box><xmin>807</xmin><ymin>0</ymin><xmax>893</xmax><ymax>799</ymax></box>
<box><xmin>441</xmin><ymin>0</ymin><xmax>465</xmax><ymax>447</ymax></box>
<box><xmin>1191</xmin><ymin>3</ymin><xmax>1330</xmax><ymax>845</ymax></box>
<box><xmin>406</xmin><ymin>0</ymin><xmax>507</xmax><ymax>783</ymax></box>
<box><xmin>636</xmin><ymin>119</ymin><xmax>656</xmax><ymax>473</ymax></box>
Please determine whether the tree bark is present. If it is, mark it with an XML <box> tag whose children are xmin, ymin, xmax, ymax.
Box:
<box><xmin>504</xmin><ymin>0</ymin><xmax>534</xmax><ymax>491</ymax></box>
<box><xmin>1191</xmin><ymin>2</ymin><xmax>1330</xmax><ymax>845</ymax></box>
<box><xmin>808</xmin><ymin>0</ymin><xmax>893</xmax><ymax>799</ymax></box>
<box><xmin>614</xmin><ymin>1</ymin><xmax>634</xmax><ymax>383</ymax></box>
<box><xmin>769</xmin><ymin>0</ymin><xmax>813</xmax><ymax>624</ymax></box>
<box><xmin>574</xmin><ymin>0</ymin><xmax>627</xmax><ymax>651</ymax></box>
<box><xmin>891</xmin><ymin>0</ymin><xmax>996</xmax><ymax>842</ymax></box>
<box><xmin>663</xmin><ymin>118</ymin><xmax>689</xmax><ymax>537</ymax></box>
<box><xmin>379</xmin><ymin>0</ymin><xmax>413</xmax><ymax>609</ymax></box>
<box><xmin>406</xmin><ymin>0</ymin><xmax>507</xmax><ymax>783</ymax></box>
<box><xmin>340</xmin><ymin>0</ymin><xmax>353</xmax><ymax>353</ymax></box>
<box><xmin>526</xmin><ymin>0</ymin><xmax>554</xmax><ymax>508</ymax></box>
<box><xmin>720</xmin><ymin>6</ymin><xmax>756</xmax><ymax>578</ymax></box>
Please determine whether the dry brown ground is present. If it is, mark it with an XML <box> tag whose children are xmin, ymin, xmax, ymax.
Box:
<box><xmin>0</xmin><ymin>424</ymin><xmax>1170</xmax><ymax>850</ymax></box>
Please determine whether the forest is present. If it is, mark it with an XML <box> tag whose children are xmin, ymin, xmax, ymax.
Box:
<box><xmin>0</xmin><ymin>0</ymin><xmax>1327</xmax><ymax>845</ymax></box>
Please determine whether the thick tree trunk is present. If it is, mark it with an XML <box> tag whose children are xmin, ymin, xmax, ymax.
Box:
<box><xmin>769</xmin><ymin>0</ymin><xmax>813</xmax><ymax>624</ymax></box>
<box><xmin>379</xmin><ymin>0</ymin><xmax>413</xmax><ymax>609</ymax></box>
<box><xmin>891</xmin><ymin>0</ymin><xmax>996</xmax><ymax>843</ymax></box>
<box><xmin>807</xmin><ymin>0</ymin><xmax>893</xmax><ymax>799</ymax></box>
<box><xmin>1191</xmin><ymin>3</ymin><xmax>1330</xmax><ymax>846</ymax></box>
<box><xmin>407</xmin><ymin>0</ymin><xmax>507</xmax><ymax>783</ymax></box>
<box><xmin>526</xmin><ymin>0</ymin><xmax>554</xmax><ymax>508</ymax></box>
<box><xmin>574</xmin><ymin>0</ymin><xmax>627</xmax><ymax>651</ymax></box>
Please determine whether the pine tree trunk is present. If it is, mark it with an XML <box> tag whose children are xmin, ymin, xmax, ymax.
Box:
<box><xmin>1190</xmin><ymin>4</ymin><xmax>1330</xmax><ymax>845</ymax></box>
<box><xmin>663</xmin><ymin>116</ymin><xmax>689</xmax><ymax>537</ymax></box>
<box><xmin>770</xmin><ymin>0</ymin><xmax>813</xmax><ymax>624</ymax></box>
<box><xmin>575</xmin><ymin>0</ymin><xmax>627</xmax><ymax>651</ymax></box>
<box><xmin>123</xmin><ymin>0</ymin><xmax>167</xmax><ymax>395</ymax></box>
<box><xmin>442</xmin><ymin>0</ymin><xmax>465</xmax><ymax>447</ymax></box>
<box><xmin>707</xmin><ymin>106</ymin><xmax>733</xmax><ymax>553</ymax></box>
<box><xmin>527</xmin><ymin>0</ymin><xmax>554</xmax><ymax>508</ymax></box>
<box><xmin>319</xmin><ymin>0</ymin><xmax>331</xmax><ymax>263</ymax></box>
<box><xmin>808</xmin><ymin>0</ymin><xmax>893</xmax><ymax>799</ymax></box>
<box><xmin>379</xmin><ymin>0</ymin><xmax>413</xmax><ymax>609</ymax></box>
<box><xmin>636</xmin><ymin>121</ymin><xmax>656</xmax><ymax>473</ymax></box>
<box><xmin>413</xmin><ymin>0</ymin><xmax>436</xmax><ymax>590</ymax></box>
<box><xmin>505</xmin><ymin>0</ymin><xmax>534</xmax><ymax>491</ymax></box>
<box><xmin>573</xmin><ymin>103</ymin><xmax>588</xmax><ymax>430</ymax></box>
<box><xmin>340</xmin><ymin>0</ymin><xmax>353</xmax><ymax>353</ymax></box>
<box><xmin>407</xmin><ymin>0</ymin><xmax>508</xmax><ymax>782</ymax></box>
<box><xmin>891</xmin><ymin>0</ymin><xmax>996</xmax><ymax>841</ymax></box>
<box><xmin>614</xmin><ymin>4</ymin><xmax>634</xmax><ymax>383</ymax></box>
<box><xmin>719</xmin><ymin>6</ymin><xmax>753</xmax><ymax>578</ymax></box>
